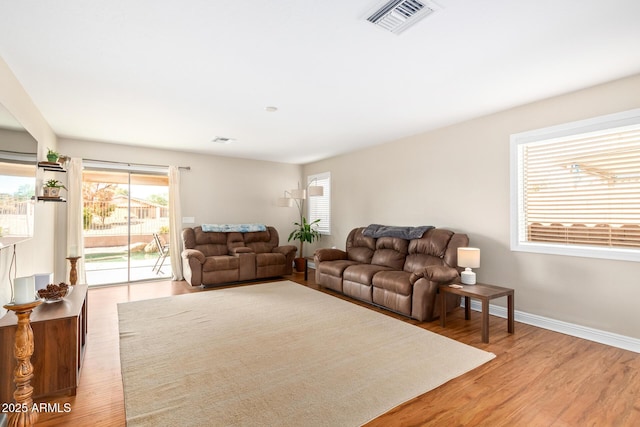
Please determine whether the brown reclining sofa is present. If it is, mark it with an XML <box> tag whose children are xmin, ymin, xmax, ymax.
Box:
<box><xmin>314</xmin><ymin>225</ymin><xmax>469</xmax><ymax>321</ymax></box>
<box><xmin>182</xmin><ymin>225</ymin><xmax>297</xmax><ymax>286</ymax></box>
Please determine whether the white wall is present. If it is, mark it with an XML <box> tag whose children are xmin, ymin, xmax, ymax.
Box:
<box><xmin>3</xmin><ymin>47</ymin><xmax>638</xmax><ymax>341</ymax></box>
<box><xmin>304</xmin><ymin>73</ymin><xmax>640</xmax><ymax>340</ymax></box>
<box><xmin>56</xmin><ymin>138</ymin><xmax>303</xmax><ymax>280</ymax></box>
<box><xmin>0</xmin><ymin>57</ymin><xmax>57</xmax><ymax>316</ymax></box>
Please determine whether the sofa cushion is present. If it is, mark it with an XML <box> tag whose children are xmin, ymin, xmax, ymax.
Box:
<box><xmin>409</xmin><ymin>228</ymin><xmax>452</xmax><ymax>256</ymax></box>
<box><xmin>245</xmin><ymin>229</ymin><xmax>278</xmax><ymax>253</ymax></box>
<box><xmin>317</xmin><ymin>259</ymin><xmax>359</xmax><ymax>277</ymax></box>
<box><xmin>346</xmin><ymin>228</ymin><xmax>376</xmax><ymax>263</ymax></box>
<box><xmin>191</xmin><ymin>228</ymin><xmax>229</xmax><ymax>257</ymax></box>
<box><xmin>404</xmin><ymin>228</ymin><xmax>454</xmax><ymax>272</ymax></box>
<box><xmin>202</xmin><ymin>255</ymin><xmax>239</xmax><ymax>272</ymax></box>
<box><xmin>227</xmin><ymin>232</ymin><xmax>246</xmax><ymax>252</ymax></box>
<box><xmin>372</xmin><ymin>270</ymin><xmax>412</xmax><ymax>296</ymax></box>
<box><xmin>343</xmin><ymin>264</ymin><xmax>392</xmax><ymax>285</ymax></box>
<box><xmin>371</xmin><ymin>237</ymin><xmax>408</xmax><ymax>270</ymax></box>
<box><xmin>404</xmin><ymin>253</ymin><xmax>442</xmax><ymax>273</ymax></box>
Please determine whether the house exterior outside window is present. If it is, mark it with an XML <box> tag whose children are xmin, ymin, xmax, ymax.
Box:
<box><xmin>510</xmin><ymin>109</ymin><xmax>640</xmax><ymax>262</ymax></box>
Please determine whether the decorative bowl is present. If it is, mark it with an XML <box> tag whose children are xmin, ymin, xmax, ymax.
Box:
<box><xmin>38</xmin><ymin>282</ymin><xmax>71</xmax><ymax>303</ymax></box>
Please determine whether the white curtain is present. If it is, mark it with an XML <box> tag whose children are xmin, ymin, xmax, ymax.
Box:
<box><xmin>66</xmin><ymin>158</ymin><xmax>86</xmax><ymax>284</ymax></box>
<box><xmin>168</xmin><ymin>165</ymin><xmax>183</xmax><ymax>280</ymax></box>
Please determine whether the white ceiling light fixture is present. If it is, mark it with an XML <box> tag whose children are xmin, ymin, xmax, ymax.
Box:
<box><xmin>265</xmin><ymin>106</ymin><xmax>278</xmax><ymax>113</ymax></box>
<box><xmin>213</xmin><ymin>136</ymin><xmax>235</xmax><ymax>144</ymax></box>
<box><xmin>367</xmin><ymin>0</ymin><xmax>440</xmax><ymax>34</ymax></box>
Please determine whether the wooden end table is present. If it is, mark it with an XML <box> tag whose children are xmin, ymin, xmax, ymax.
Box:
<box><xmin>304</xmin><ymin>256</ymin><xmax>314</xmax><ymax>281</ymax></box>
<box><xmin>439</xmin><ymin>282</ymin><xmax>514</xmax><ymax>343</ymax></box>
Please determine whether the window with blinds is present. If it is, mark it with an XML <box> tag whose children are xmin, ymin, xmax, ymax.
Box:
<box><xmin>510</xmin><ymin>109</ymin><xmax>640</xmax><ymax>262</ymax></box>
<box><xmin>307</xmin><ymin>172</ymin><xmax>331</xmax><ymax>235</ymax></box>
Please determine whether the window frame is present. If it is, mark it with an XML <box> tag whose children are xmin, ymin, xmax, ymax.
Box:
<box><xmin>307</xmin><ymin>172</ymin><xmax>331</xmax><ymax>236</ymax></box>
<box><xmin>510</xmin><ymin>108</ymin><xmax>640</xmax><ymax>262</ymax></box>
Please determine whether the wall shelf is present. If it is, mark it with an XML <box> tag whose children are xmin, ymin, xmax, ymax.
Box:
<box><xmin>36</xmin><ymin>196</ymin><xmax>66</xmax><ymax>202</ymax></box>
<box><xmin>38</xmin><ymin>161</ymin><xmax>68</xmax><ymax>201</ymax></box>
<box><xmin>38</xmin><ymin>161</ymin><xmax>66</xmax><ymax>172</ymax></box>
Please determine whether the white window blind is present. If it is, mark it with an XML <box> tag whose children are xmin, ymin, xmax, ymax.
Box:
<box><xmin>307</xmin><ymin>172</ymin><xmax>330</xmax><ymax>235</ymax></box>
<box><xmin>511</xmin><ymin>109</ymin><xmax>640</xmax><ymax>261</ymax></box>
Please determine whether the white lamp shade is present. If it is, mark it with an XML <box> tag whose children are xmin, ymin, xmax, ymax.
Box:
<box><xmin>307</xmin><ymin>185</ymin><xmax>324</xmax><ymax>196</ymax></box>
<box><xmin>458</xmin><ymin>247</ymin><xmax>480</xmax><ymax>268</ymax></box>
<box><xmin>277</xmin><ymin>197</ymin><xmax>293</xmax><ymax>207</ymax></box>
<box><xmin>290</xmin><ymin>189</ymin><xmax>306</xmax><ymax>199</ymax></box>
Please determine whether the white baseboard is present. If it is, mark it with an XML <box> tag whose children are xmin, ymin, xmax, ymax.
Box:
<box><xmin>462</xmin><ymin>299</ymin><xmax>640</xmax><ymax>354</ymax></box>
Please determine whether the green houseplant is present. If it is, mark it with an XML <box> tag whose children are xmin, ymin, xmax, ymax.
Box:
<box><xmin>43</xmin><ymin>179</ymin><xmax>67</xmax><ymax>198</ymax></box>
<box><xmin>288</xmin><ymin>216</ymin><xmax>321</xmax><ymax>271</ymax></box>
<box><xmin>158</xmin><ymin>225</ymin><xmax>170</xmax><ymax>243</ymax></box>
<box><xmin>46</xmin><ymin>148</ymin><xmax>59</xmax><ymax>163</ymax></box>
<box><xmin>281</xmin><ymin>180</ymin><xmax>325</xmax><ymax>272</ymax></box>
<box><xmin>277</xmin><ymin>178</ymin><xmax>324</xmax><ymax>272</ymax></box>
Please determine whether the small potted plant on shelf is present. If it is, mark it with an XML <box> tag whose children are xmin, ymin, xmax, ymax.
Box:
<box><xmin>46</xmin><ymin>148</ymin><xmax>59</xmax><ymax>163</ymax></box>
<box><xmin>43</xmin><ymin>179</ymin><xmax>67</xmax><ymax>198</ymax></box>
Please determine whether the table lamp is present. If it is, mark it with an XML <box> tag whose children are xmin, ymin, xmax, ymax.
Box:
<box><xmin>458</xmin><ymin>247</ymin><xmax>480</xmax><ymax>285</ymax></box>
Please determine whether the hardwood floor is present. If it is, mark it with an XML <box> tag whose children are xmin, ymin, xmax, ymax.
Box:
<box><xmin>30</xmin><ymin>272</ymin><xmax>639</xmax><ymax>426</ymax></box>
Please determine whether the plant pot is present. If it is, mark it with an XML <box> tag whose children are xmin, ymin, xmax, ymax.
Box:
<box><xmin>293</xmin><ymin>257</ymin><xmax>306</xmax><ymax>273</ymax></box>
<box><xmin>43</xmin><ymin>187</ymin><xmax>60</xmax><ymax>198</ymax></box>
<box><xmin>47</xmin><ymin>154</ymin><xmax>58</xmax><ymax>163</ymax></box>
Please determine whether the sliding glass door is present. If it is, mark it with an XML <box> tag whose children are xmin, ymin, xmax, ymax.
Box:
<box><xmin>82</xmin><ymin>166</ymin><xmax>171</xmax><ymax>285</ymax></box>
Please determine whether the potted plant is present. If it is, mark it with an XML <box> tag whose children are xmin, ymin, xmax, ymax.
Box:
<box><xmin>158</xmin><ymin>225</ymin><xmax>170</xmax><ymax>243</ymax></box>
<box><xmin>288</xmin><ymin>216</ymin><xmax>321</xmax><ymax>272</ymax></box>
<box><xmin>43</xmin><ymin>179</ymin><xmax>67</xmax><ymax>198</ymax></box>
<box><xmin>46</xmin><ymin>148</ymin><xmax>59</xmax><ymax>163</ymax></box>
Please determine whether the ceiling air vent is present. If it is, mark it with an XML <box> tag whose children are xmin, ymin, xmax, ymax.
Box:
<box><xmin>213</xmin><ymin>136</ymin><xmax>235</xmax><ymax>144</ymax></box>
<box><xmin>367</xmin><ymin>0</ymin><xmax>438</xmax><ymax>34</ymax></box>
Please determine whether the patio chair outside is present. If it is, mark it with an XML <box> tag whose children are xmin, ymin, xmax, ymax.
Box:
<box><xmin>152</xmin><ymin>233</ymin><xmax>170</xmax><ymax>274</ymax></box>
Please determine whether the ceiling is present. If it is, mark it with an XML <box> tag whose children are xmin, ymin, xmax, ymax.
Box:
<box><xmin>1</xmin><ymin>0</ymin><xmax>639</xmax><ymax>165</ymax></box>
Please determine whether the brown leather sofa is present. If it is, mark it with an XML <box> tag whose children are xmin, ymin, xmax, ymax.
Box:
<box><xmin>182</xmin><ymin>226</ymin><xmax>297</xmax><ymax>286</ymax></box>
<box><xmin>314</xmin><ymin>226</ymin><xmax>469</xmax><ymax>321</ymax></box>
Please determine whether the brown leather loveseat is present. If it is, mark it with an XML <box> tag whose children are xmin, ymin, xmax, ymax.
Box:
<box><xmin>314</xmin><ymin>225</ymin><xmax>469</xmax><ymax>321</ymax></box>
<box><xmin>182</xmin><ymin>225</ymin><xmax>297</xmax><ymax>286</ymax></box>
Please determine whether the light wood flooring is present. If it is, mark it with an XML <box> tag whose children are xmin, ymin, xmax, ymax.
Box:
<box><xmin>30</xmin><ymin>272</ymin><xmax>640</xmax><ymax>426</ymax></box>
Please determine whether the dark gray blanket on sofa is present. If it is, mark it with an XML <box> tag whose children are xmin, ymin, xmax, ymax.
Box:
<box><xmin>363</xmin><ymin>224</ymin><xmax>434</xmax><ymax>239</ymax></box>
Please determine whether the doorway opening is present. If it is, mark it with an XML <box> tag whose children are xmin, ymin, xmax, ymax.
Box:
<box><xmin>82</xmin><ymin>167</ymin><xmax>171</xmax><ymax>285</ymax></box>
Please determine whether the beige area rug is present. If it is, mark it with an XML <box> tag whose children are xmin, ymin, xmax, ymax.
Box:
<box><xmin>118</xmin><ymin>281</ymin><xmax>495</xmax><ymax>426</ymax></box>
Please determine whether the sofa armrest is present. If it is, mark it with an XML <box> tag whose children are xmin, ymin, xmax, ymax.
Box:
<box><xmin>181</xmin><ymin>249</ymin><xmax>205</xmax><ymax>286</ymax></box>
<box><xmin>410</xmin><ymin>265</ymin><xmax>459</xmax><ymax>285</ymax></box>
<box><xmin>272</xmin><ymin>245</ymin><xmax>297</xmax><ymax>275</ymax></box>
<box><xmin>181</xmin><ymin>249</ymin><xmax>205</xmax><ymax>264</ymax></box>
<box><xmin>314</xmin><ymin>248</ymin><xmax>347</xmax><ymax>263</ymax></box>
<box><xmin>231</xmin><ymin>246</ymin><xmax>254</xmax><ymax>255</ymax></box>
<box><xmin>410</xmin><ymin>266</ymin><xmax>460</xmax><ymax>321</ymax></box>
<box><xmin>273</xmin><ymin>245</ymin><xmax>297</xmax><ymax>257</ymax></box>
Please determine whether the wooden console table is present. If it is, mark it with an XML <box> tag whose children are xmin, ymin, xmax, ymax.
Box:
<box><xmin>0</xmin><ymin>285</ymin><xmax>88</xmax><ymax>404</ymax></box>
<box><xmin>439</xmin><ymin>282</ymin><xmax>514</xmax><ymax>343</ymax></box>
